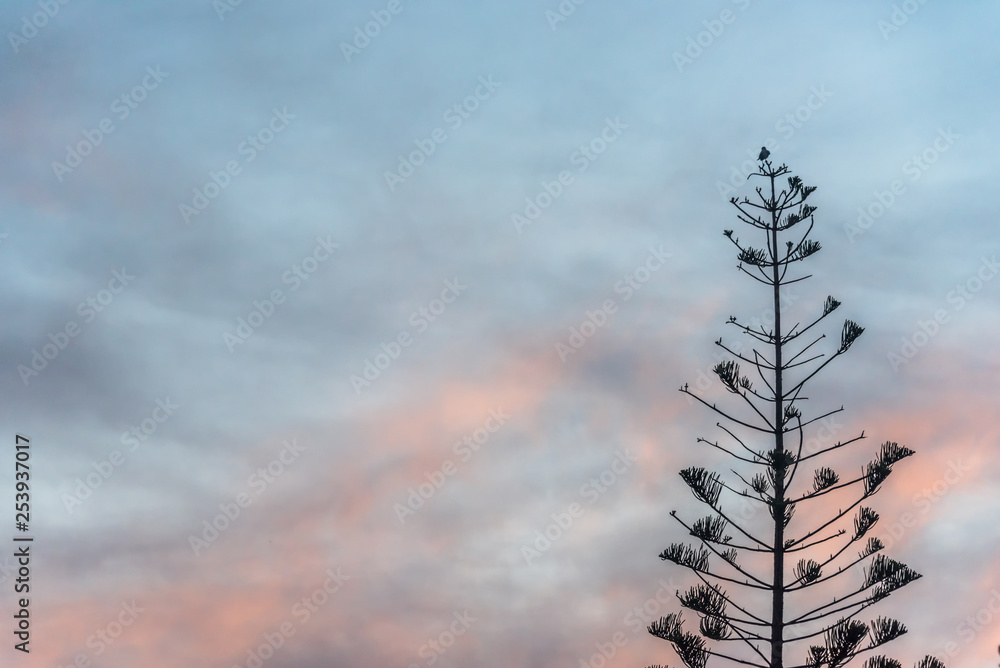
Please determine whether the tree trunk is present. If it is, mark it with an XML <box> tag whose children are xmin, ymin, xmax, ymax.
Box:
<box><xmin>769</xmin><ymin>170</ymin><xmax>785</xmax><ymax>668</ymax></box>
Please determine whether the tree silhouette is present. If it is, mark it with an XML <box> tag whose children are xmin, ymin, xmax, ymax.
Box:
<box><xmin>646</xmin><ymin>159</ymin><xmax>945</xmax><ymax>668</ymax></box>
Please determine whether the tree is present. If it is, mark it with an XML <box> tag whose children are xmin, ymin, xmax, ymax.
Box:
<box><xmin>646</xmin><ymin>158</ymin><xmax>945</xmax><ymax>668</ymax></box>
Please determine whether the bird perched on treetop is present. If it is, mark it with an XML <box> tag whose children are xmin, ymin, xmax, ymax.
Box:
<box><xmin>758</xmin><ymin>146</ymin><xmax>770</xmax><ymax>161</ymax></box>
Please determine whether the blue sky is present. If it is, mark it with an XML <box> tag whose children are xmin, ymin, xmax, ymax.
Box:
<box><xmin>1</xmin><ymin>1</ymin><xmax>999</xmax><ymax>667</ymax></box>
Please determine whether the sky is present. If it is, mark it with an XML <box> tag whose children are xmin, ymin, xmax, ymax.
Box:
<box><xmin>1</xmin><ymin>1</ymin><xmax>999</xmax><ymax>667</ymax></box>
